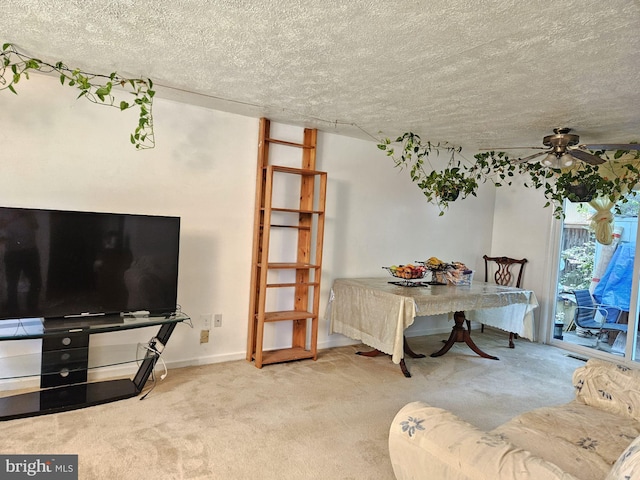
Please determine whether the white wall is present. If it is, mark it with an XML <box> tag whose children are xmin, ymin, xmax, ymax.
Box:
<box><xmin>319</xmin><ymin>133</ymin><xmax>497</xmax><ymax>338</ymax></box>
<box><xmin>491</xmin><ymin>176</ymin><xmax>558</xmax><ymax>341</ymax></box>
<box><xmin>0</xmin><ymin>72</ymin><xmax>498</xmax><ymax>387</ymax></box>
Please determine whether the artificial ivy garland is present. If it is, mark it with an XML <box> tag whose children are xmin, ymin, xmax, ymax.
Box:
<box><xmin>0</xmin><ymin>43</ymin><xmax>155</xmax><ymax>149</ymax></box>
<box><xmin>379</xmin><ymin>133</ymin><xmax>640</xmax><ymax>219</ymax></box>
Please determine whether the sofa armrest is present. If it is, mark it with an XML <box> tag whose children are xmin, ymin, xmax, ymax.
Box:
<box><xmin>389</xmin><ymin>401</ymin><xmax>580</xmax><ymax>480</ymax></box>
<box><xmin>573</xmin><ymin>359</ymin><xmax>640</xmax><ymax>422</ymax></box>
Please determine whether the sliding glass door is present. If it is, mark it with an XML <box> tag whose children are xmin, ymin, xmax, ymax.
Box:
<box><xmin>552</xmin><ymin>200</ymin><xmax>638</xmax><ymax>361</ymax></box>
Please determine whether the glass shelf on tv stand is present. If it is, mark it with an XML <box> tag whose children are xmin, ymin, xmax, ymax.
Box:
<box><xmin>0</xmin><ymin>343</ymin><xmax>166</xmax><ymax>382</ymax></box>
<box><xmin>0</xmin><ymin>313</ymin><xmax>189</xmax><ymax>381</ymax></box>
<box><xmin>0</xmin><ymin>312</ymin><xmax>190</xmax><ymax>341</ymax></box>
<box><xmin>0</xmin><ymin>312</ymin><xmax>189</xmax><ymax>421</ymax></box>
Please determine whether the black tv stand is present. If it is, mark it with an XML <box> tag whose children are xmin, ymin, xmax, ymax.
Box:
<box><xmin>0</xmin><ymin>313</ymin><xmax>188</xmax><ymax>421</ymax></box>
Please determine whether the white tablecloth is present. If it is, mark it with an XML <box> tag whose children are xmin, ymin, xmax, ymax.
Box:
<box><xmin>327</xmin><ymin>277</ymin><xmax>538</xmax><ymax>364</ymax></box>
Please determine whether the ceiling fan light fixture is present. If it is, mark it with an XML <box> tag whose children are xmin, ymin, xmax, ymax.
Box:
<box><xmin>541</xmin><ymin>153</ymin><xmax>559</xmax><ymax>168</ymax></box>
<box><xmin>560</xmin><ymin>153</ymin><xmax>574</xmax><ymax>168</ymax></box>
<box><xmin>541</xmin><ymin>152</ymin><xmax>574</xmax><ymax>169</ymax></box>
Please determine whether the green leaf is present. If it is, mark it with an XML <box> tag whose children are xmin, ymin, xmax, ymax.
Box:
<box><xmin>8</xmin><ymin>84</ymin><xmax>17</xmax><ymax>94</ymax></box>
<box><xmin>59</xmin><ymin>74</ymin><xmax>65</xmax><ymax>85</ymax></box>
<box><xmin>95</xmin><ymin>86</ymin><xmax>110</xmax><ymax>97</ymax></box>
<box><xmin>119</xmin><ymin>100</ymin><xmax>129</xmax><ymax>110</ymax></box>
<box><xmin>2</xmin><ymin>43</ymin><xmax>12</xmax><ymax>51</ymax></box>
<box><xmin>25</xmin><ymin>59</ymin><xmax>40</xmax><ymax>69</ymax></box>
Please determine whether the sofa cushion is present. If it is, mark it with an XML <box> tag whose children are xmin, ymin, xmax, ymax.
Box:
<box><xmin>493</xmin><ymin>400</ymin><xmax>640</xmax><ymax>480</ymax></box>
<box><xmin>606</xmin><ymin>434</ymin><xmax>640</xmax><ymax>480</ymax></box>
<box><xmin>573</xmin><ymin>358</ymin><xmax>640</xmax><ymax>422</ymax></box>
<box><xmin>390</xmin><ymin>401</ymin><xmax>580</xmax><ymax>480</ymax></box>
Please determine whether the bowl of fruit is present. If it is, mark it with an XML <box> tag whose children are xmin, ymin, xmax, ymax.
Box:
<box><xmin>383</xmin><ymin>264</ymin><xmax>427</xmax><ymax>286</ymax></box>
<box><xmin>421</xmin><ymin>257</ymin><xmax>453</xmax><ymax>272</ymax></box>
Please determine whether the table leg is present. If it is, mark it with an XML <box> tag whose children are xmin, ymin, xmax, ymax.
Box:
<box><xmin>403</xmin><ymin>336</ymin><xmax>426</xmax><ymax>359</ymax></box>
<box><xmin>355</xmin><ymin>349</ymin><xmax>385</xmax><ymax>358</ymax></box>
<box><xmin>399</xmin><ymin>359</ymin><xmax>411</xmax><ymax>378</ymax></box>
<box><xmin>356</xmin><ymin>335</ymin><xmax>425</xmax><ymax>378</ymax></box>
<box><xmin>430</xmin><ymin>311</ymin><xmax>499</xmax><ymax>360</ymax></box>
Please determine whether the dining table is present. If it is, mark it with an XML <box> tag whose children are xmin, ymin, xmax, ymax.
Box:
<box><xmin>326</xmin><ymin>277</ymin><xmax>539</xmax><ymax>377</ymax></box>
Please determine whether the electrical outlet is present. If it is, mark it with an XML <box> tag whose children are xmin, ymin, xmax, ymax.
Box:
<box><xmin>200</xmin><ymin>330</ymin><xmax>209</xmax><ymax>343</ymax></box>
<box><xmin>200</xmin><ymin>314</ymin><xmax>212</xmax><ymax>330</ymax></box>
<box><xmin>214</xmin><ymin>314</ymin><xmax>222</xmax><ymax>327</ymax></box>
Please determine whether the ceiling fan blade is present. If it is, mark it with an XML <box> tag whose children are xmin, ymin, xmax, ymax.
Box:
<box><xmin>481</xmin><ymin>146</ymin><xmax>547</xmax><ymax>150</ymax></box>
<box><xmin>579</xmin><ymin>143</ymin><xmax>640</xmax><ymax>151</ymax></box>
<box><xmin>514</xmin><ymin>151</ymin><xmax>548</xmax><ymax>164</ymax></box>
<box><xmin>568</xmin><ymin>149</ymin><xmax>606</xmax><ymax>165</ymax></box>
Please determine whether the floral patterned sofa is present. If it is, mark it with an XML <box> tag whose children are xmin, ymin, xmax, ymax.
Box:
<box><xmin>389</xmin><ymin>358</ymin><xmax>640</xmax><ymax>480</ymax></box>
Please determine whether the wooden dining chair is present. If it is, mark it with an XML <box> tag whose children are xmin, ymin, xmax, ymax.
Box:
<box><xmin>479</xmin><ymin>255</ymin><xmax>528</xmax><ymax>348</ymax></box>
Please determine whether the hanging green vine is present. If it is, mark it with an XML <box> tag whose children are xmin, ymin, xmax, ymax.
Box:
<box><xmin>0</xmin><ymin>43</ymin><xmax>155</xmax><ymax>149</ymax></box>
<box><xmin>378</xmin><ymin>132</ymin><xmax>476</xmax><ymax>215</ymax></box>
<box><xmin>379</xmin><ymin>133</ymin><xmax>640</xmax><ymax>218</ymax></box>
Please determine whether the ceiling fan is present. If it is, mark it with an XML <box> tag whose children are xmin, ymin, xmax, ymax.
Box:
<box><xmin>495</xmin><ymin>128</ymin><xmax>640</xmax><ymax>168</ymax></box>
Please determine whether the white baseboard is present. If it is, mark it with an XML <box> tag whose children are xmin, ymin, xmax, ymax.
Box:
<box><xmin>0</xmin><ymin>325</ymin><xmax>483</xmax><ymax>393</ymax></box>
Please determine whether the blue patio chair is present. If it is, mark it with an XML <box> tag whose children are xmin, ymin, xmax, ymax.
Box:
<box><xmin>572</xmin><ymin>289</ymin><xmax>626</xmax><ymax>349</ymax></box>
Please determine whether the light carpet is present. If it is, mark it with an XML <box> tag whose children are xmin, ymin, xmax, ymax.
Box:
<box><xmin>0</xmin><ymin>330</ymin><xmax>585</xmax><ymax>479</ymax></box>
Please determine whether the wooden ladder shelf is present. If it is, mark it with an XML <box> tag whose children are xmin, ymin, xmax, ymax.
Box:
<box><xmin>246</xmin><ymin>118</ymin><xmax>327</xmax><ymax>368</ymax></box>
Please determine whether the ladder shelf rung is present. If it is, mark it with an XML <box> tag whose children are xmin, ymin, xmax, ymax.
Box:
<box><xmin>264</xmin><ymin>138</ymin><xmax>314</xmax><ymax>150</ymax></box>
<box><xmin>265</xmin><ymin>207</ymin><xmax>324</xmax><ymax>214</ymax></box>
<box><xmin>267</xmin><ymin>165</ymin><xmax>325</xmax><ymax>176</ymax></box>
<box><xmin>260</xmin><ymin>262</ymin><xmax>321</xmax><ymax>269</ymax></box>
<box><xmin>266</xmin><ymin>282</ymin><xmax>319</xmax><ymax>288</ymax></box>
<box><xmin>259</xmin><ymin>310</ymin><xmax>317</xmax><ymax>322</ymax></box>
<box><xmin>259</xmin><ymin>347</ymin><xmax>316</xmax><ymax>365</ymax></box>
<box><xmin>264</xmin><ymin>223</ymin><xmax>312</xmax><ymax>230</ymax></box>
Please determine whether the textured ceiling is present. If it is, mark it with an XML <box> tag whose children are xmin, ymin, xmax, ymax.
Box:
<box><xmin>2</xmin><ymin>0</ymin><xmax>640</xmax><ymax>152</ymax></box>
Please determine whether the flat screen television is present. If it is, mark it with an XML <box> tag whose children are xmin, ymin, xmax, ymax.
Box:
<box><xmin>0</xmin><ymin>206</ymin><xmax>180</xmax><ymax>321</ymax></box>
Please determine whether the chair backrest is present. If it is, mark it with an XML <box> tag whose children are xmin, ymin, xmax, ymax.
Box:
<box><xmin>572</xmin><ymin>289</ymin><xmax>601</xmax><ymax>325</ymax></box>
<box><xmin>483</xmin><ymin>255</ymin><xmax>528</xmax><ymax>288</ymax></box>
